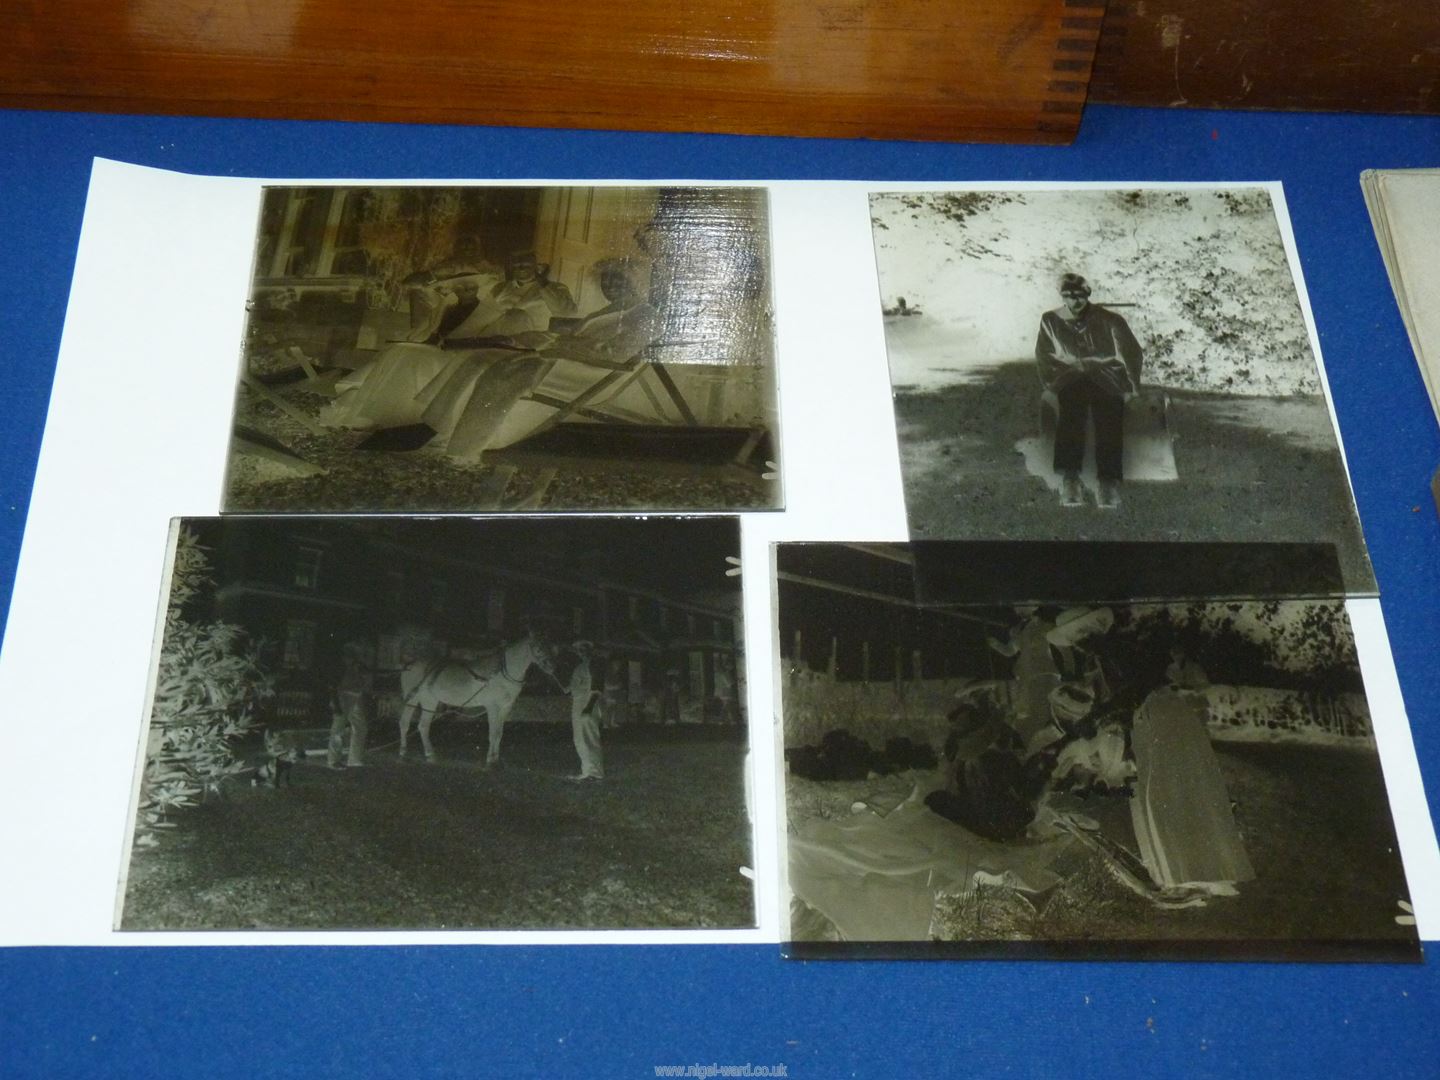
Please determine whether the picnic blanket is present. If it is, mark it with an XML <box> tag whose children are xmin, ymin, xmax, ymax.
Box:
<box><xmin>788</xmin><ymin>793</ymin><xmax>1075</xmax><ymax>942</ymax></box>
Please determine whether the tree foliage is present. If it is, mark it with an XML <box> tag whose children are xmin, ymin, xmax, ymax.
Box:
<box><xmin>1106</xmin><ymin>600</ymin><xmax>1361</xmax><ymax>696</ymax></box>
<box><xmin>132</xmin><ymin>528</ymin><xmax>273</xmax><ymax>849</ymax></box>
<box><xmin>871</xmin><ymin>187</ymin><xmax>1320</xmax><ymax>396</ymax></box>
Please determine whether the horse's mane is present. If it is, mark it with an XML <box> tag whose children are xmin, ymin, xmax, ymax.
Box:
<box><xmin>400</xmin><ymin>631</ymin><xmax>548</xmax><ymax>692</ymax></box>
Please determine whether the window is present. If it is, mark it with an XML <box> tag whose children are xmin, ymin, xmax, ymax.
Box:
<box><xmin>715</xmin><ymin>654</ymin><xmax>736</xmax><ymax>697</ymax></box>
<box><xmin>377</xmin><ymin>634</ymin><xmax>404</xmax><ymax>671</ymax></box>
<box><xmin>400</xmin><ymin>628</ymin><xmax>432</xmax><ymax>664</ymax></box>
<box><xmin>282</xmin><ymin>620</ymin><xmax>317</xmax><ymax>670</ymax></box>
<box><xmin>328</xmin><ymin>192</ymin><xmax>371</xmax><ymax>275</ymax></box>
<box><xmin>270</xmin><ymin>191</ymin><xmax>329</xmax><ymax>278</ymax></box>
<box><xmin>266</xmin><ymin>188</ymin><xmax>367</xmax><ymax>280</ymax></box>
<box><xmin>293</xmin><ymin>546</ymin><xmax>323</xmax><ymax>590</ymax></box>
<box><xmin>688</xmin><ymin>650</ymin><xmax>706</xmax><ymax>699</ymax></box>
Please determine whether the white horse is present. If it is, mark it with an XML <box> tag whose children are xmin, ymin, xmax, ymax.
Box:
<box><xmin>397</xmin><ymin>629</ymin><xmax>558</xmax><ymax>766</ymax></box>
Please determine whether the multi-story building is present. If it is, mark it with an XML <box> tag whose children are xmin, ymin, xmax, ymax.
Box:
<box><xmin>190</xmin><ymin>518</ymin><xmax>742</xmax><ymax>727</ymax></box>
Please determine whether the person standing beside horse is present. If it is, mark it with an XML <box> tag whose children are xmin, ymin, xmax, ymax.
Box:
<box><xmin>568</xmin><ymin>641</ymin><xmax>604</xmax><ymax>782</ymax></box>
<box><xmin>328</xmin><ymin>642</ymin><xmax>373</xmax><ymax>769</ymax></box>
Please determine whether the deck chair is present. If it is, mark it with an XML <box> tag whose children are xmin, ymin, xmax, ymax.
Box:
<box><xmin>520</xmin><ymin>346</ymin><xmax>699</xmax><ymax>435</ymax></box>
<box><xmin>483</xmin><ymin>345</ymin><xmax>772</xmax><ymax>486</ymax></box>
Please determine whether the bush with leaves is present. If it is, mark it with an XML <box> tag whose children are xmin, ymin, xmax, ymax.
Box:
<box><xmin>1105</xmin><ymin>600</ymin><xmax>1361</xmax><ymax>696</ymax></box>
<box><xmin>871</xmin><ymin>187</ymin><xmax>1322</xmax><ymax>397</ymax></box>
<box><xmin>132</xmin><ymin>527</ymin><xmax>273</xmax><ymax>849</ymax></box>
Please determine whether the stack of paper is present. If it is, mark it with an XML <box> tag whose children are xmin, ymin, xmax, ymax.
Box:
<box><xmin>1362</xmin><ymin>169</ymin><xmax>1440</xmax><ymax>431</ymax></box>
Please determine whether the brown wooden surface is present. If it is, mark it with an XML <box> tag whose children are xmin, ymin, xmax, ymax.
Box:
<box><xmin>1093</xmin><ymin>0</ymin><xmax>1439</xmax><ymax>114</ymax></box>
<box><xmin>5</xmin><ymin>0</ymin><xmax>1107</xmax><ymax>143</ymax></box>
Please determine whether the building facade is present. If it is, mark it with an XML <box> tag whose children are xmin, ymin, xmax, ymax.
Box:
<box><xmin>195</xmin><ymin>519</ymin><xmax>742</xmax><ymax>728</ymax></box>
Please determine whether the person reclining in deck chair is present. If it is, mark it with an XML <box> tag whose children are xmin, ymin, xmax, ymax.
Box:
<box><xmin>318</xmin><ymin>269</ymin><xmax>497</xmax><ymax>431</ymax></box>
<box><xmin>439</xmin><ymin>249</ymin><xmax>577</xmax><ymax>345</ymax></box>
<box><xmin>404</xmin><ymin>265</ymin><xmax>497</xmax><ymax>344</ymax></box>
<box><xmin>415</xmin><ymin>258</ymin><xmax>661</xmax><ymax>461</ymax></box>
<box><xmin>1035</xmin><ymin>272</ymin><xmax>1144</xmax><ymax>510</ymax></box>
<box><xmin>320</xmin><ymin>251</ymin><xmax>574</xmax><ymax>431</ymax></box>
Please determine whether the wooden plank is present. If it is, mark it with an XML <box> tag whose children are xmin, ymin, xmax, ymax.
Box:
<box><xmin>509</xmin><ymin>468</ymin><xmax>558</xmax><ymax>511</ymax></box>
<box><xmin>524</xmin><ymin>392</ymin><xmax>625</xmax><ymax>424</ymax></box>
<box><xmin>1092</xmin><ymin>1</ymin><xmax>1439</xmax><ymax>114</ymax></box>
<box><xmin>239</xmin><ymin>374</ymin><xmax>326</xmax><ymax>436</ymax></box>
<box><xmin>775</xmin><ymin>570</ymin><xmax>1005</xmax><ymax>627</ymax></box>
<box><xmin>634</xmin><ymin>371</ymin><xmax>672</xmax><ymax>423</ymax></box>
<box><xmin>471</xmin><ymin>465</ymin><xmax>517</xmax><ymax>509</ymax></box>
<box><xmin>5</xmin><ymin>1</ymin><xmax>1106</xmax><ymax>143</ymax></box>
<box><xmin>526</xmin><ymin>370</ymin><xmax>629</xmax><ymax>437</ymax></box>
<box><xmin>648</xmin><ymin>363</ymin><xmax>700</xmax><ymax>426</ymax></box>
<box><xmin>731</xmin><ymin>426</ymin><xmax>766</xmax><ymax>468</ymax></box>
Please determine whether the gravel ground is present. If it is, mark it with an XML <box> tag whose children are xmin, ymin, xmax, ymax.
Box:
<box><xmin>226</xmin><ymin>382</ymin><xmax>775</xmax><ymax>513</ymax></box>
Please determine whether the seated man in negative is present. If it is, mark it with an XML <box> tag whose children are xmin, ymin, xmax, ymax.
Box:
<box><xmin>1035</xmin><ymin>272</ymin><xmax>1144</xmax><ymax>510</ymax></box>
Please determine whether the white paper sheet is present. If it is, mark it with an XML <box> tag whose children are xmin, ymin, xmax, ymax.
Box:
<box><xmin>0</xmin><ymin>161</ymin><xmax>1433</xmax><ymax>945</ymax></box>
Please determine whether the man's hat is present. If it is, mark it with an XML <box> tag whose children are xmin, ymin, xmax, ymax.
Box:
<box><xmin>1058</xmin><ymin>273</ymin><xmax>1092</xmax><ymax>297</ymax></box>
<box><xmin>1049</xmin><ymin>606</ymin><xmax>1114</xmax><ymax>646</ymax></box>
<box><xmin>1048</xmin><ymin>682</ymin><xmax>1096</xmax><ymax>729</ymax></box>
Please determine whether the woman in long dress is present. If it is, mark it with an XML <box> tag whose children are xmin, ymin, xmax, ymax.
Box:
<box><xmin>320</xmin><ymin>253</ymin><xmax>576</xmax><ymax>432</ymax></box>
<box><xmin>987</xmin><ymin>607</ymin><xmax>1063</xmax><ymax>755</ymax></box>
<box><xmin>1129</xmin><ymin>652</ymin><xmax>1255</xmax><ymax>893</ymax></box>
<box><xmin>319</xmin><ymin>269</ymin><xmax>503</xmax><ymax>431</ymax></box>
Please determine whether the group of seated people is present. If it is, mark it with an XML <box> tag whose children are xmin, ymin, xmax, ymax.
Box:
<box><xmin>926</xmin><ymin>608</ymin><xmax>1255</xmax><ymax>898</ymax></box>
<box><xmin>322</xmin><ymin>250</ymin><xmax>661</xmax><ymax>460</ymax></box>
<box><xmin>925</xmin><ymin>669</ymin><xmax>1128</xmax><ymax>845</ymax></box>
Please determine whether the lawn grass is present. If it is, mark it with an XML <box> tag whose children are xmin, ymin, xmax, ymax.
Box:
<box><xmin>894</xmin><ymin>362</ymin><xmax>1375</xmax><ymax>591</ymax></box>
<box><xmin>121</xmin><ymin>724</ymin><xmax>754</xmax><ymax>931</ymax></box>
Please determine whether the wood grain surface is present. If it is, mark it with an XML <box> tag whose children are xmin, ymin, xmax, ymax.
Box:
<box><xmin>4</xmin><ymin>0</ymin><xmax>1107</xmax><ymax>143</ymax></box>
<box><xmin>1092</xmin><ymin>0</ymin><xmax>1439</xmax><ymax>114</ymax></box>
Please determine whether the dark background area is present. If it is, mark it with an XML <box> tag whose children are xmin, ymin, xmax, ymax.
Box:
<box><xmin>3</xmin><ymin>104</ymin><xmax>1440</xmax><ymax>1076</ymax></box>
<box><xmin>909</xmin><ymin>540</ymin><xmax>1350</xmax><ymax>605</ymax></box>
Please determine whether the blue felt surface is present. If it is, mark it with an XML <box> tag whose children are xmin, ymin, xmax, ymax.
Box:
<box><xmin>2</xmin><ymin>104</ymin><xmax>1440</xmax><ymax>1078</ymax></box>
